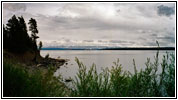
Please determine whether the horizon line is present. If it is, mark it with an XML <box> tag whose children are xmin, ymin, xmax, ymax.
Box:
<box><xmin>41</xmin><ymin>47</ymin><xmax>175</xmax><ymax>50</ymax></box>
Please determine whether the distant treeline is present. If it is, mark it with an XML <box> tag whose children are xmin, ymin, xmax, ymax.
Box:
<box><xmin>3</xmin><ymin>15</ymin><xmax>42</xmax><ymax>53</ymax></box>
<box><xmin>41</xmin><ymin>47</ymin><xmax>175</xmax><ymax>50</ymax></box>
<box><xmin>101</xmin><ymin>47</ymin><xmax>175</xmax><ymax>50</ymax></box>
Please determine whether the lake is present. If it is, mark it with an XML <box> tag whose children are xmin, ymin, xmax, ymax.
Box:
<box><xmin>40</xmin><ymin>50</ymin><xmax>174</xmax><ymax>80</ymax></box>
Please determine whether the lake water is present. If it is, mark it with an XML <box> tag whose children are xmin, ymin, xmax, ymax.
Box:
<box><xmin>41</xmin><ymin>50</ymin><xmax>174</xmax><ymax>80</ymax></box>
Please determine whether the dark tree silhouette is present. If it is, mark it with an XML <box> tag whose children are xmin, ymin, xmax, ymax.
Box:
<box><xmin>28</xmin><ymin>18</ymin><xmax>39</xmax><ymax>51</ymax></box>
<box><xmin>18</xmin><ymin>16</ymin><xmax>33</xmax><ymax>50</ymax></box>
<box><xmin>3</xmin><ymin>24</ymin><xmax>9</xmax><ymax>49</ymax></box>
<box><xmin>38</xmin><ymin>41</ymin><xmax>43</xmax><ymax>50</ymax></box>
<box><xmin>3</xmin><ymin>15</ymin><xmax>38</xmax><ymax>53</ymax></box>
<box><xmin>18</xmin><ymin>16</ymin><xmax>32</xmax><ymax>51</ymax></box>
<box><xmin>28</xmin><ymin>18</ymin><xmax>39</xmax><ymax>41</ymax></box>
<box><xmin>6</xmin><ymin>15</ymin><xmax>19</xmax><ymax>49</ymax></box>
<box><xmin>5</xmin><ymin>15</ymin><xmax>25</xmax><ymax>52</ymax></box>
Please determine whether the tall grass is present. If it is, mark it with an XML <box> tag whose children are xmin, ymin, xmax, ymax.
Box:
<box><xmin>72</xmin><ymin>51</ymin><xmax>175</xmax><ymax>97</ymax></box>
<box><xmin>3</xmin><ymin>59</ymin><xmax>67</xmax><ymax>97</ymax></box>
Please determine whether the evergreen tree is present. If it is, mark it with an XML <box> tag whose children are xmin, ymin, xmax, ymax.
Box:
<box><xmin>38</xmin><ymin>41</ymin><xmax>43</xmax><ymax>51</ymax></box>
<box><xmin>3</xmin><ymin>24</ymin><xmax>8</xmax><ymax>49</ymax></box>
<box><xmin>28</xmin><ymin>18</ymin><xmax>39</xmax><ymax>51</ymax></box>
<box><xmin>3</xmin><ymin>15</ymin><xmax>38</xmax><ymax>53</ymax></box>
<box><xmin>28</xmin><ymin>18</ymin><xmax>39</xmax><ymax>41</ymax></box>
<box><xmin>18</xmin><ymin>16</ymin><xmax>33</xmax><ymax>51</ymax></box>
<box><xmin>5</xmin><ymin>15</ymin><xmax>21</xmax><ymax>52</ymax></box>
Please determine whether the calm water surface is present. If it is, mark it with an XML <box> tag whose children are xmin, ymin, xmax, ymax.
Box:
<box><xmin>41</xmin><ymin>50</ymin><xmax>174</xmax><ymax>79</ymax></box>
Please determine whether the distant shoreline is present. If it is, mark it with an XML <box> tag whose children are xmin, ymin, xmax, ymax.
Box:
<box><xmin>41</xmin><ymin>47</ymin><xmax>175</xmax><ymax>50</ymax></box>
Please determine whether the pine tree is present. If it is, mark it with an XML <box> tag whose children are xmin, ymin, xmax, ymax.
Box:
<box><xmin>5</xmin><ymin>15</ymin><xmax>20</xmax><ymax>52</ymax></box>
<box><xmin>28</xmin><ymin>18</ymin><xmax>39</xmax><ymax>51</ymax></box>
<box><xmin>28</xmin><ymin>18</ymin><xmax>39</xmax><ymax>41</ymax></box>
<box><xmin>38</xmin><ymin>41</ymin><xmax>43</xmax><ymax>51</ymax></box>
<box><xmin>4</xmin><ymin>15</ymin><xmax>36</xmax><ymax>53</ymax></box>
<box><xmin>18</xmin><ymin>16</ymin><xmax>31</xmax><ymax>51</ymax></box>
<box><xmin>3</xmin><ymin>24</ymin><xmax>8</xmax><ymax>49</ymax></box>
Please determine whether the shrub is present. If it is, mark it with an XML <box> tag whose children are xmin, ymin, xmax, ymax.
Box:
<box><xmin>72</xmin><ymin>52</ymin><xmax>175</xmax><ymax>97</ymax></box>
<box><xmin>3</xmin><ymin>60</ymin><xmax>66</xmax><ymax>97</ymax></box>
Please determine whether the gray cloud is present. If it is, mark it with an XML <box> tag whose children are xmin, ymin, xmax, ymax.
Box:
<box><xmin>151</xmin><ymin>33</ymin><xmax>158</xmax><ymax>37</ymax></box>
<box><xmin>109</xmin><ymin>40</ymin><xmax>127</xmax><ymax>43</ymax></box>
<box><xmin>3</xmin><ymin>3</ymin><xmax>175</xmax><ymax>47</ymax></box>
<box><xmin>98</xmin><ymin>40</ymin><xmax>108</xmax><ymax>43</ymax></box>
<box><xmin>141</xmin><ymin>35</ymin><xmax>175</xmax><ymax>47</ymax></box>
<box><xmin>37</xmin><ymin>14</ymin><xmax>163</xmax><ymax>34</ymax></box>
<box><xmin>157</xmin><ymin>5</ymin><xmax>175</xmax><ymax>17</ymax></box>
<box><xmin>157</xmin><ymin>36</ymin><xmax>175</xmax><ymax>43</ymax></box>
<box><xmin>3</xmin><ymin>3</ymin><xmax>26</xmax><ymax>11</ymax></box>
<box><xmin>83</xmin><ymin>40</ymin><xmax>94</xmax><ymax>42</ymax></box>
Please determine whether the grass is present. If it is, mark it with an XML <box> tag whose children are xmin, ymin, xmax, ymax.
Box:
<box><xmin>3</xmin><ymin>59</ymin><xmax>67</xmax><ymax>97</ymax></box>
<box><xmin>72</xmin><ymin>51</ymin><xmax>175</xmax><ymax>97</ymax></box>
<box><xmin>3</xmin><ymin>50</ymin><xmax>175</xmax><ymax>97</ymax></box>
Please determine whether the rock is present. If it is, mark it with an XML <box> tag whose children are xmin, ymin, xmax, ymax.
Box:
<box><xmin>65</xmin><ymin>79</ymin><xmax>72</xmax><ymax>82</ymax></box>
<box><xmin>37</xmin><ymin>64</ymin><xmax>44</xmax><ymax>67</ymax></box>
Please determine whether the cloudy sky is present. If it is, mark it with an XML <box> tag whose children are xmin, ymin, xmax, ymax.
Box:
<box><xmin>3</xmin><ymin>2</ymin><xmax>175</xmax><ymax>47</ymax></box>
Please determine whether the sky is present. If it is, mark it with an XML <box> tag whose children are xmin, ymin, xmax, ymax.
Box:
<box><xmin>3</xmin><ymin>2</ymin><xmax>175</xmax><ymax>47</ymax></box>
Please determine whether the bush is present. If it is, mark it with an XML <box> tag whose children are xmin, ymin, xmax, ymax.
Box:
<box><xmin>72</xmin><ymin>51</ymin><xmax>175</xmax><ymax>97</ymax></box>
<box><xmin>3</xmin><ymin>60</ymin><xmax>66</xmax><ymax>97</ymax></box>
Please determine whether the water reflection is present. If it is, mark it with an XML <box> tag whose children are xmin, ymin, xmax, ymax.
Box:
<box><xmin>41</xmin><ymin>50</ymin><xmax>174</xmax><ymax>80</ymax></box>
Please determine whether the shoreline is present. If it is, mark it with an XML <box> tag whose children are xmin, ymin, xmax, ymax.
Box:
<box><xmin>3</xmin><ymin>49</ymin><xmax>68</xmax><ymax>73</ymax></box>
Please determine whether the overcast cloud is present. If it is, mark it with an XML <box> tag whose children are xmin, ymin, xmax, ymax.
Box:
<box><xmin>3</xmin><ymin>2</ymin><xmax>175</xmax><ymax>47</ymax></box>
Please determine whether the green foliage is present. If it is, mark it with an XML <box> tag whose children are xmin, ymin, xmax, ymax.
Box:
<box><xmin>72</xmin><ymin>52</ymin><xmax>175</xmax><ymax>97</ymax></box>
<box><xmin>109</xmin><ymin>59</ymin><xmax>129</xmax><ymax>96</ymax></box>
<box><xmin>3</xmin><ymin>60</ymin><xmax>66</xmax><ymax>97</ymax></box>
<box><xmin>71</xmin><ymin>58</ymin><xmax>110</xmax><ymax>97</ymax></box>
